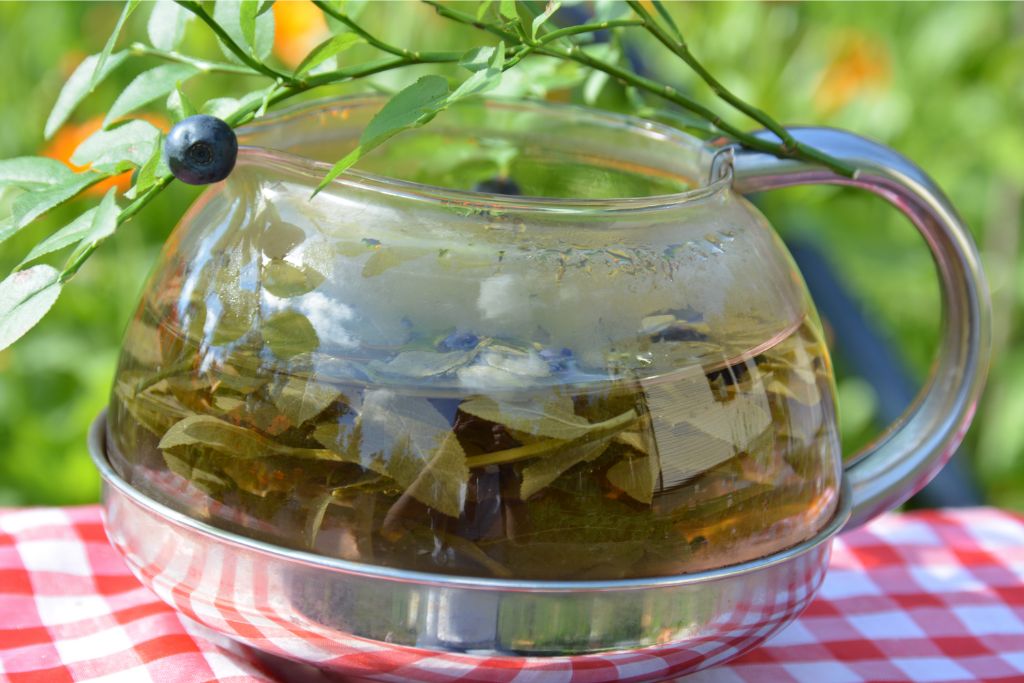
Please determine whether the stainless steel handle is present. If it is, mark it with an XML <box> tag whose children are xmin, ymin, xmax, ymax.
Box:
<box><xmin>725</xmin><ymin>128</ymin><xmax>991</xmax><ymax>529</ymax></box>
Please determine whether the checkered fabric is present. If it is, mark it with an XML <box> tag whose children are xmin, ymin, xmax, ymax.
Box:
<box><xmin>2</xmin><ymin>506</ymin><xmax>1024</xmax><ymax>683</ymax></box>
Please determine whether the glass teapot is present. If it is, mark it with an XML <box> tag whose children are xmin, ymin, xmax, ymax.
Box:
<box><xmin>105</xmin><ymin>96</ymin><xmax>989</xmax><ymax>582</ymax></box>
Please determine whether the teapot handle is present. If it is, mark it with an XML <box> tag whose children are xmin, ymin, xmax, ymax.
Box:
<box><xmin>724</xmin><ymin>128</ymin><xmax>991</xmax><ymax>530</ymax></box>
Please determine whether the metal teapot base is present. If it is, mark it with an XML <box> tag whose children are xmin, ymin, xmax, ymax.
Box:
<box><xmin>89</xmin><ymin>413</ymin><xmax>851</xmax><ymax>682</ymax></box>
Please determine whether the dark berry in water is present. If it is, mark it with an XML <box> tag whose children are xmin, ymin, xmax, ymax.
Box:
<box><xmin>164</xmin><ymin>115</ymin><xmax>238</xmax><ymax>185</ymax></box>
<box><xmin>472</xmin><ymin>177</ymin><xmax>521</xmax><ymax>196</ymax></box>
<box><xmin>439</xmin><ymin>330</ymin><xmax>480</xmax><ymax>352</ymax></box>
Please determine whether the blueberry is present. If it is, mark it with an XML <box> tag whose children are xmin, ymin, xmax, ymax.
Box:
<box><xmin>439</xmin><ymin>330</ymin><xmax>480</xmax><ymax>352</ymax></box>
<box><xmin>472</xmin><ymin>177</ymin><xmax>521</xmax><ymax>196</ymax></box>
<box><xmin>164</xmin><ymin>115</ymin><xmax>238</xmax><ymax>185</ymax></box>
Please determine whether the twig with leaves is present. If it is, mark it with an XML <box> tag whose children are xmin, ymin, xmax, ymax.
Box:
<box><xmin>0</xmin><ymin>0</ymin><xmax>858</xmax><ymax>352</ymax></box>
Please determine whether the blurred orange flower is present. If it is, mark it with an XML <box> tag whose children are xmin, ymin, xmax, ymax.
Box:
<box><xmin>814</xmin><ymin>32</ymin><xmax>891</xmax><ymax>114</ymax></box>
<box><xmin>273</xmin><ymin>0</ymin><xmax>330</xmax><ymax>69</ymax></box>
<box><xmin>42</xmin><ymin>115</ymin><xmax>169</xmax><ymax>196</ymax></box>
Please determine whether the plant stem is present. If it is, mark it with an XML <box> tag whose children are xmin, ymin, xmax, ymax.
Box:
<box><xmin>128</xmin><ymin>43</ymin><xmax>258</xmax><ymax>76</ymax></box>
<box><xmin>423</xmin><ymin>0</ymin><xmax>519</xmax><ymax>43</ymax></box>
<box><xmin>59</xmin><ymin>175</ymin><xmax>173</xmax><ymax>283</ymax></box>
<box><xmin>312</xmin><ymin>1</ymin><xmax>462</xmax><ymax>63</ymax></box>
<box><xmin>429</xmin><ymin>0</ymin><xmax>856</xmax><ymax>177</ymax></box>
<box><xmin>174</xmin><ymin>0</ymin><xmax>303</xmax><ymax>87</ymax></box>
<box><xmin>624</xmin><ymin>1</ymin><xmax>852</xmax><ymax>176</ymax></box>
<box><xmin>465</xmin><ymin>409</ymin><xmax>638</xmax><ymax>469</ymax></box>
<box><xmin>537</xmin><ymin>19</ymin><xmax>643</xmax><ymax>45</ymax></box>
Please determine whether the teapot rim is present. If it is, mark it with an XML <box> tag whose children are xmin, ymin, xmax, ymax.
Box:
<box><xmin>235</xmin><ymin>95</ymin><xmax>734</xmax><ymax>214</ymax></box>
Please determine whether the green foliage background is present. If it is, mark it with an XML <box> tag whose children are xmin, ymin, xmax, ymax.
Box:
<box><xmin>0</xmin><ymin>2</ymin><xmax>1022</xmax><ymax>508</ymax></box>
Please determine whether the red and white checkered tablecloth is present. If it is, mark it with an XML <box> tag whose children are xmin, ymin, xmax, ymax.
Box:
<box><xmin>2</xmin><ymin>506</ymin><xmax>1024</xmax><ymax>683</ymax></box>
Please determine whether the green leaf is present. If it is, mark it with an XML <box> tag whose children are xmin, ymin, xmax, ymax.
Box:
<box><xmin>475</xmin><ymin>0</ymin><xmax>494</xmax><ymax>21</ymax></box>
<box><xmin>520</xmin><ymin>439</ymin><xmax>608</xmax><ymax>499</ymax></box>
<box><xmin>148</xmin><ymin>0</ymin><xmax>192</xmax><ymax>51</ymax></box>
<box><xmin>643</xmin><ymin>367</ymin><xmax>771</xmax><ymax>487</ymax></box>
<box><xmin>9</xmin><ymin>172</ymin><xmax>110</xmax><ymax>233</ymax></box>
<box><xmin>71</xmin><ymin>120</ymin><xmax>161</xmax><ymax>169</ymax></box>
<box><xmin>159</xmin><ymin>414</ymin><xmax>346</xmax><ymax>461</ymax></box>
<box><xmin>201</xmin><ymin>85</ymin><xmax>276</xmax><ymax>120</ymax></box>
<box><xmin>166</xmin><ymin>83</ymin><xmax>196</xmax><ymax>123</ymax></box>
<box><xmin>0</xmin><ymin>219</ymin><xmax>14</xmax><ymax>245</ymax></box>
<box><xmin>105</xmin><ymin>64</ymin><xmax>200</xmax><ymax>126</ymax></box>
<box><xmin>652</xmin><ymin>0</ymin><xmax>684</xmax><ymax>43</ymax></box>
<box><xmin>18</xmin><ymin>209</ymin><xmax>96</xmax><ymax>267</ymax></box>
<box><xmin>257</xmin><ymin>0</ymin><xmax>276</xmax><ymax>17</ymax></box>
<box><xmin>214</xmin><ymin>0</ymin><xmax>275</xmax><ymax>63</ymax></box>
<box><xmin>90</xmin><ymin>0</ymin><xmax>141</xmax><ymax>92</ymax></box>
<box><xmin>355</xmin><ymin>392</ymin><xmax>468</xmax><ymax>516</ymax></box>
<box><xmin>0</xmin><ymin>158</ymin><xmax>74</xmax><ymax>191</ymax></box>
<box><xmin>263</xmin><ymin>309</ymin><xmax>319</xmax><ymax>358</ymax></box>
<box><xmin>0</xmin><ymin>265</ymin><xmax>62</xmax><ymax>351</ymax></box>
<box><xmin>271</xmin><ymin>376</ymin><xmax>341</xmax><ymax>425</ymax></box>
<box><xmin>606</xmin><ymin>454</ymin><xmax>660</xmax><ymax>504</ymax></box>
<box><xmin>459</xmin><ymin>394</ymin><xmax>592</xmax><ymax>440</ymax></box>
<box><xmin>294</xmin><ymin>32</ymin><xmax>362</xmax><ymax>76</ymax></box>
<box><xmin>65</xmin><ymin>188</ymin><xmax>119</xmax><ymax>268</ymax></box>
<box><xmin>262</xmin><ymin>259</ymin><xmax>325</xmax><ymax>297</ymax></box>
<box><xmin>459</xmin><ymin>47</ymin><xmax>494</xmax><ymax>73</ymax></box>
<box><xmin>315</xmin><ymin>75</ymin><xmax>451</xmax><ymax>193</ymax></box>
<box><xmin>209</xmin><ymin>290</ymin><xmax>258</xmax><ymax>346</ymax></box>
<box><xmin>450</xmin><ymin>42</ymin><xmax>505</xmax><ymax>101</ymax></box>
<box><xmin>45</xmin><ymin>50</ymin><xmax>130</xmax><ymax>139</ymax></box>
<box><xmin>499</xmin><ymin>0</ymin><xmax>518</xmax><ymax>21</ymax></box>
<box><xmin>129</xmin><ymin>136</ymin><xmax>169</xmax><ymax>198</ymax></box>
<box><xmin>239</xmin><ymin>0</ymin><xmax>259</xmax><ymax>56</ymax></box>
<box><xmin>260</xmin><ymin>221</ymin><xmax>306</xmax><ymax>258</ymax></box>
<box><xmin>530</xmin><ymin>1</ymin><xmax>561</xmax><ymax>40</ymax></box>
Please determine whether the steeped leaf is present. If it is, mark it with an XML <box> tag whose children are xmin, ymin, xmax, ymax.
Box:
<box><xmin>606</xmin><ymin>453</ymin><xmax>660</xmax><ymax>504</ymax></box>
<box><xmin>0</xmin><ymin>158</ymin><xmax>74</xmax><ymax>191</ymax></box>
<box><xmin>71</xmin><ymin>120</ymin><xmax>161</xmax><ymax>169</ymax></box>
<box><xmin>354</xmin><ymin>392</ymin><xmax>469</xmax><ymax>516</ymax></box>
<box><xmin>271</xmin><ymin>376</ymin><xmax>342</xmax><ymax>425</ymax></box>
<box><xmin>262</xmin><ymin>259</ymin><xmax>324</xmax><ymax>297</ymax></box>
<box><xmin>159</xmin><ymin>414</ymin><xmax>346</xmax><ymax>461</ymax></box>
<box><xmin>45</xmin><ymin>51</ymin><xmax>130</xmax><ymax>139</ymax></box>
<box><xmin>520</xmin><ymin>439</ymin><xmax>608</xmax><ymax>499</ymax></box>
<box><xmin>458</xmin><ymin>394</ymin><xmax>591</xmax><ymax>440</ymax></box>
<box><xmin>148</xmin><ymin>0</ymin><xmax>192</xmax><ymax>50</ymax></box>
<box><xmin>641</xmin><ymin>367</ymin><xmax>771</xmax><ymax>486</ymax></box>
<box><xmin>369</xmin><ymin>349</ymin><xmax>477</xmax><ymax>379</ymax></box>
<box><xmin>105</xmin><ymin>64</ymin><xmax>199</xmax><ymax>126</ymax></box>
<box><xmin>0</xmin><ymin>265</ymin><xmax>62</xmax><ymax>351</ymax></box>
<box><xmin>262</xmin><ymin>309</ymin><xmax>319</xmax><ymax>358</ymax></box>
